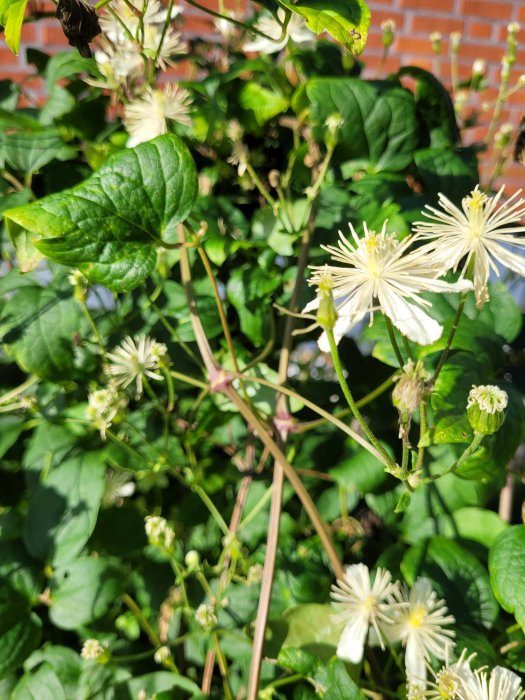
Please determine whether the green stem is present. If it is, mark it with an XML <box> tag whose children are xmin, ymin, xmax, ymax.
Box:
<box><xmin>0</xmin><ymin>376</ymin><xmax>39</xmax><ymax>405</ymax></box>
<box><xmin>169</xmin><ymin>369</ymin><xmax>208</xmax><ymax>390</ymax></box>
<box><xmin>245</xmin><ymin>162</ymin><xmax>278</xmax><ymax>211</ymax></box>
<box><xmin>416</xmin><ymin>398</ymin><xmax>428</xmax><ymax>471</ymax></box>
<box><xmin>234</xmin><ymin>372</ymin><xmax>389</xmax><ymax>465</ymax></box>
<box><xmin>326</xmin><ymin>328</ymin><xmax>398</xmax><ymax>472</ymax></box>
<box><xmin>237</xmin><ymin>484</ymin><xmax>274</xmax><ymax>532</ymax></box>
<box><xmin>424</xmin><ymin>432</ymin><xmax>484</xmax><ymax>482</ymax></box>
<box><xmin>385</xmin><ymin>316</ymin><xmax>405</xmax><ymax>368</ymax></box>
<box><xmin>429</xmin><ymin>291</ymin><xmax>467</xmax><ymax>387</ymax></box>
<box><xmin>121</xmin><ymin>593</ymin><xmax>179</xmax><ymax>672</ymax></box>
<box><xmin>182</xmin><ymin>0</ymin><xmax>276</xmax><ymax>41</ymax></box>
<box><xmin>193</xmin><ymin>484</ymin><xmax>230</xmax><ymax>537</ymax></box>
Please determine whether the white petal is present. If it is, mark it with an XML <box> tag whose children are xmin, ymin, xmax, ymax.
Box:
<box><xmin>405</xmin><ymin>635</ymin><xmax>427</xmax><ymax>685</ymax></box>
<box><xmin>336</xmin><ymin>614</ymin><xmax>369</xmax><ymax>664</ymax></box>
<box><xmin>378</xmin><ymin>287</ymin><xmax>443</xmax><ymax>345</ymax></box>
<box><xmin>490</xmin><ymin>666</ymin><xmax>522</xmax><ymax>700</ymax></box>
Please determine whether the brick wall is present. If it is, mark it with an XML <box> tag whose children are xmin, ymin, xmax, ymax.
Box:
<box><xmin>1</xmin><ymin>0</ymin><xmax>525</xmax><ymax>189</ymax></box>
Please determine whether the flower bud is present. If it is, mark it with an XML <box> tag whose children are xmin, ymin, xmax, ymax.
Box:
<box><xmin>195</xmin><ymin>603</ymin><xmax>217</xmax><ymax>629</ymax></box>
<box><xmin>324</xmin><ymin>112</ymin><xmax>344</xmax><ymax>149</ymax></box>
<box><xmin>450</xmin><ymin>31</ymin><xmax>462</xmax><ymax>52</ymax></box>
<box><xmin>380</xmin><ymin>19</ymin><xmax>396</xmax><ymax>48</ymax></box>
<box><xmin>430</xmin><ymin>32</ymin><xmax>442</xmax><ymax>54</ymax></box>
<box><xmin>81</xmin><ymin>639</ymin><xmax>110</xmax><ymax>663</ymax></box>
<box><xmin>314</xmin><ymin>269</ymin><xmax>338</xmax><ymax>331</ymax></box>
<box><xmin>466</xmin><ymin>384</ymin><xmax>508</xmax><ymax>435</ymax></box>
<box><xmin>184</xmin><ymin>549</ymin><xmax>201</xmax><ymax>570</ymax></box>
<box><xmin>154</xmin><ymin>645</ymin><xmax>171</xmax><ymax>664</ymax></box>
<box><xmin>144</xmin><ymin>515</ymin><xmax>175</xmax><ymax>550</ymax></box>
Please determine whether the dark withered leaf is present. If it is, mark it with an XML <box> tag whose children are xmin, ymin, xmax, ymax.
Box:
<box><xmin>513</xmin><ymin>115</ymin><xmax>525</xmax><ymax>166</ymax></box>
<box><xmin>55</xmin><ymin>0</ymin><xmax>101</xmax><ymax>58</ymax></box>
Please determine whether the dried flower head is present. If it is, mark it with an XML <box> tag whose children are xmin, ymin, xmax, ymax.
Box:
<box><xmin>124</xmin><ymin>85</ymin><xmax>193</xmax><ymax>147</ymax></box>
<box><xmin>144</xmin><ymin>515</ymin><xmax>175</xmax><ymax>550</ymax></box>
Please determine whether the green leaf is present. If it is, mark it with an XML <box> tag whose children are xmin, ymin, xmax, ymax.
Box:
<box><xmin>49</xmin><ymin>556</ymin><xmax>122</xmax><ymax>629</ymax></box>
<box><xmin>282</xmin><ymin>0</ymin><xmax>370</xmax><ymax>54</ymax></box>
<box><xmin>414</xmin><ymin>147</ymin><xmax>479</xmax><ymax>202</ymax></box>
<box><xmin>282</xmin><ymin>603</ymin><xmax>342</xmax><ymax>659</ymax></box>
<box><xmin>24</xmin><ymin>646</ymin><xmax>82</xmax><ymax>699</ymax></box>
<box><xmin>313</xmin><ymin>658</ymin><xmax>365</xmax><ymax>699</ymax></box>
<box><xmin>23</xmin><ymin>452</ymin><xmax>106</xmax><ymax>565</ymax></box>
<box><xmin>4</xmin><ymin>134</ymin><xmax>198</xmax><ymax>291</ymax></box>
<box><xmin>0</xmin><ymin>581</ymin><xmax>42</xmax><ymax>676</ymax></box>
<box><xmin>432</xmin><ymin>507</ymin><xmax>508</xmax><ymax>549</ymax></box>
<box><xmin>489</xmin><ymin>525</ymin><xmax>525</xmax><ymax>632</ymax></box>
<box><xmin>239</xmin><ymin>83</ymin><xmax>289</xmax><ymax>125</ymax></box>
<box><xmin>397</xmin><ymin>66</ymin><xmax>460</xmax><ymax>148</ymax></box>
<box><xmin>0</xmin><ymin>283</ymin><xmax>84</xmax><ymax>381</ymax></box>
<box><xmin>330</xmin><ymin>444</ymin><xmax>387</xmax><ymax>493</ymax></box>
<box><xmin>277</xmin><ymin>646</ymin><xmax>320</xmax><ymax>676</ymax></box>
<box><xmin>402</xmin><ymin>536</ymin><xmax>499</xmax><ymax>629</ymax></box>
<box><xmin>0</xmin><ymin>129</ymin><xmax>76</xmax><ymax>173</ymax></box>
<box><xmin>306</xmin><ymin>78</ymin><xmax>418</xmax><ymax>171</ymax></box>
<box><xmin>11</xmin><ymin>663</ymin><xmax>66</xmax><ymax>700</ymax></box>
<box><xmin>3</xmin><ymin>0</ymin><xmax>28</xmax><ymax>54</ymax></box>
<box><xmin>114</xmin><ymin>672</ymin><xmax>203</xmax><ymax>699</ymax></box>
<box><xmin>419</xmin><ymin>414</ymin><xmax>472</xmax><ymax>447</ymax></box>
<box><xmin>0</xmin><ymin>414</ymin><xmax>25</xmax><ymax>458</ymax></box>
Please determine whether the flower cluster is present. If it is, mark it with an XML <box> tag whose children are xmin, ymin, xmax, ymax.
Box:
<box><xmin>88</xmin><ymin>0</ymin><xmax>192</xmax><ymax>145</ymax></box>
<box><xmin>144</xmin><ymin>515</ymin><xmax>175</xmax><ymax>550</ymax></box>
<box><xmin>306</xmin><ymin>186</ymin><xmax>525</xmax><ymax>351</ymax></box>
<box><xmin>331</xmin><ymin>564</ymin><xmax>454</xmax><ymax>684</ymax></box>
<box><xmin>331</xmin><ymin>565</ymin><xmax>523</xmax><ymax>698</ymax></box>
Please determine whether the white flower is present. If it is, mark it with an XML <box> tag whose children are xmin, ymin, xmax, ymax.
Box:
<box><xmin>330</xmin><ymin>564</ymin><xmax>399</xmax><ymax>664</ymax></box>
<box><xmin>195</xmin><ymin>603</ymin><xmax>217</xmax><ymax>629</ymax></box>
<box><xmin>154</xmin><ymin>645</ymin><xmax>171</xmax><ymax>664</ymax></box>
<box><xmin>81</xmin><ymin>639</ymin><xmax>109</xmax><ymax>661</ymax></box>
<box><xmin>413</xmin><ymin>186</ymin><xmax>525</xmax><ymax>308</ymax></box>
<box><xmin>105</xmin><ymin>335</ymin><xmax>168</xmax><ymax>397</ymax></box>
<box><xmin>387</xmin><ymin>577</ymin><xmax>455</xmax><ymax>684</ymax></box>
<box><xmin>102</xmin><ymin>469</ymin><xmax>135</xmax><ymax>507</ymax></box>
<box><xmin>144</xmin><ymin>515</ymin><xmax>175</xmax><ymax>549</ymax></box>
<box><xmin>457</xmin><ymin>665</ymin><xmax>524</xmax><ymax>700</ymax></box>
<box><xmin>243</xmin><ymin>8</ymin><xmax>314</xmax><ymax>54</ymax></box>
<box><xmin>87</xmin><ymin>385</ymin><xmax>127</xmax><ymax>439</ymax></box>
<box><xmin>227</xmin><ymin>141</ymin><xmax>249</xmax><ymax>176</ymax></box>
<box><xmin>124</xmin><ymin>85</ymin><xmax>193</xmax><ymax>147</ymax></box>
<box><xmin>467</xmin><ymin>385</ymin><xmax>508</xmax><ymax>413</ymax></box>
<box><xmin>304</xmin><ymin>221</ymin><xmax>472</xmax><ymax>351</ymax></box>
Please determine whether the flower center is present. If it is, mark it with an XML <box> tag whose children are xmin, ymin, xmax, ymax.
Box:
<box><xmin>363</xmin><ymin>595</ymin><xmax>377</xmax><ymax>612</ymax></box>
<box><xmin>408</xmin><ymin>605</ymin><xmax>426</xmax><ymax>627</ymax></box>
<box><xmin>465</xmin><ymin>189</ymin><xmax>488</xmax><ymax>239</ymax></box>
<box><xmin>436</xmin><ymin>669</ymin><xmax>458</xmax><ymax>699</ymax></box>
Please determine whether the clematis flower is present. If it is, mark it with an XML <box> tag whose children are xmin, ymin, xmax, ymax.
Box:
<box><xmin>457</xmin><ymin>664</ymin><xmax>524</xmax><ymax>700</ymax></box>
<box><xmin>413</xmin><ymin>186</ymin><xmax>525</xmax><ymax>308</ymax></box>
<box><xmin>330</xmin><ymin>564</ymin><xmax>399</xmax><ymax>664</ymax></box>
<box><xmin>105</xmin><ymin>335</ymin><xmax>168</xmax><ymax>397</ymax></box>
<box><xmin>386</xmin><ymin>577</ymin><xmax>455</xmax><ymax>684</ymax></box>
<box><xmin>304</xmin><ymin>221</ymin><xmax>472</xmax><ymax>351</ymax></box>
<box><xmin>243</xmin><ymin>8</ymin><xmax>314</xmax><ymax>54</ymax></box>
<box><xmin>123</xmin><ymin>85</ymin><xmax>193</xmax><ymax>146</ymax></box>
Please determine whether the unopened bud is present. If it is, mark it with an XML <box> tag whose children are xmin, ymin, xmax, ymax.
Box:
<box><xmin>495</xmin><ymin>123</ymin><xmax>513</xmax><ymax>149</ymax></box>
<box><xmin>472</xmin><ymin>59</ymin><xmax>486</xmax><ymax>76</ymax></box>
<box><xmin>381</xmin><ymin>19</ymin><xmax>396</xmax><ymax>48</ymax></box>
<box><xmin>154</xmin><ymin>645</ymin><xmax>171</xmax><ymax>664</ymax></box>
<box><xmin>316</xmin><ymin>285</ymin><xmax>338</xmax><ymax>331</ymax></box>
<box><xmin>81</xmin><ymin>639</ymin><xmax>110</xmax><ymax>663</ymax></box>
<box><xmin>325</xmin><ymin>112</ymin><xmax>344</xmax><ymax>148</ymax></box>
<box><xmin>430</xmin><ymin>31</ymin><xmax>442</xmax><ymax>54</ymax></box>
<box><xmin>467</xmin><ymin>385</ymin><xmax>508</xmax><ymax>435</ymax></box>
<box><xmin>184</xmin><ymin>549</ymin><xmax>201</xmax><ymax>570</ymax></box>
<box><xmin>450</xmin><ymin>31</ymin><xmax>462</xmax><ymax>52</ymax></box>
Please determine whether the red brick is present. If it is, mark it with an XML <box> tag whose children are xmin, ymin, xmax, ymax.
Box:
<box><xmin>20</xmin><ymin>24</ymin><xmax>37</xmax><ymax>42</ymax></box>
<box><xmin>401</xmin><ymin>0</ymin><xmax>453</xmax><ymax>11</ymax></box>
<box><xmin>459</xmin><ymin>42</ymin><xmax>510</xmax><ymax>63</ymax></box>
<box><xmin>0</xmin><ymin>68</ymin><xmax>30</xmax><ymax>81</ymax></box>
<box><xmin>410</xmin><ymin>15</ymin><xmax>464</xmax><ymax>35</ymax></box>
<box><xmin>461</xmin><ymin>0</ymin><xmax>513</xmax><ymax>21</ymax></box>
<box><xmin>0</xmin><ymin>48</ymin><xmax>22</xmax><ymax>65</ymax></box>
<box><xmin>41</xmin><ymin>24</ymin><xmax>69</xmax><ymax>45</ymax></box>
<box><xmin>467</xmin><ymin>20</ymin><xmax>494</xmax><ymax>40</ymax></box>
<box><xmin>183</xmin><ymin>14</ymin><xmax>215</xmax><ymax>32</ymax></box>
<box><xmin>368</xmin><ymin>9</ymin><xmax>406</xmax><ymax>29</ymax></box>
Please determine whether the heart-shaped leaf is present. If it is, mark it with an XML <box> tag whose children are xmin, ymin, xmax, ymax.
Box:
<box><xmin>4</xmin><ymin>134</ymin><xmax>198</xmax><ymax>292</ymax></box>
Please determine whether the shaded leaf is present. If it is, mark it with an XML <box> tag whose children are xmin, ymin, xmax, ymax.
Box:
<box><xmin>489</xmin><ymin>525</ymin><xmax>525</xmax><ymax>633</ymax></box>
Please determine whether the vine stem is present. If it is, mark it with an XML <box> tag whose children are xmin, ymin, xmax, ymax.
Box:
<box><xmin>326</xmin><ymin>328</ymin><xmax>399</xmax><ymax>473</ymax></box>
<box><xmin>429</xmin><ymin>291</ymin><xmax>467</xmax><ymax>387</ymax></box>
<box><xmin>182</xmin><ymin>0</ymin><xmax>278</xmax><ymax>41</ymax></box>
<box><xmin>121</xmin><ymin>593</ymin><xmax>179</xmax><ymax>673</ymax></box>
<box><xmin>233</xmin><ymin>372</ymin><xmax>389</xmax><ymax>465</ymax></box>
<box><xmin>423</xmin><ymin>432</ymin><xmax>484</xmax><ymax>482</ymax></box>
<box><xmin>384</xmin><ymin>316</ymin><xmax>404</xmax><ymax>368</ymax></box>
<box><xmin>0</xmin><ymin>376</ymin><xmax>39</xmax><ymax>405</ymax></box>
